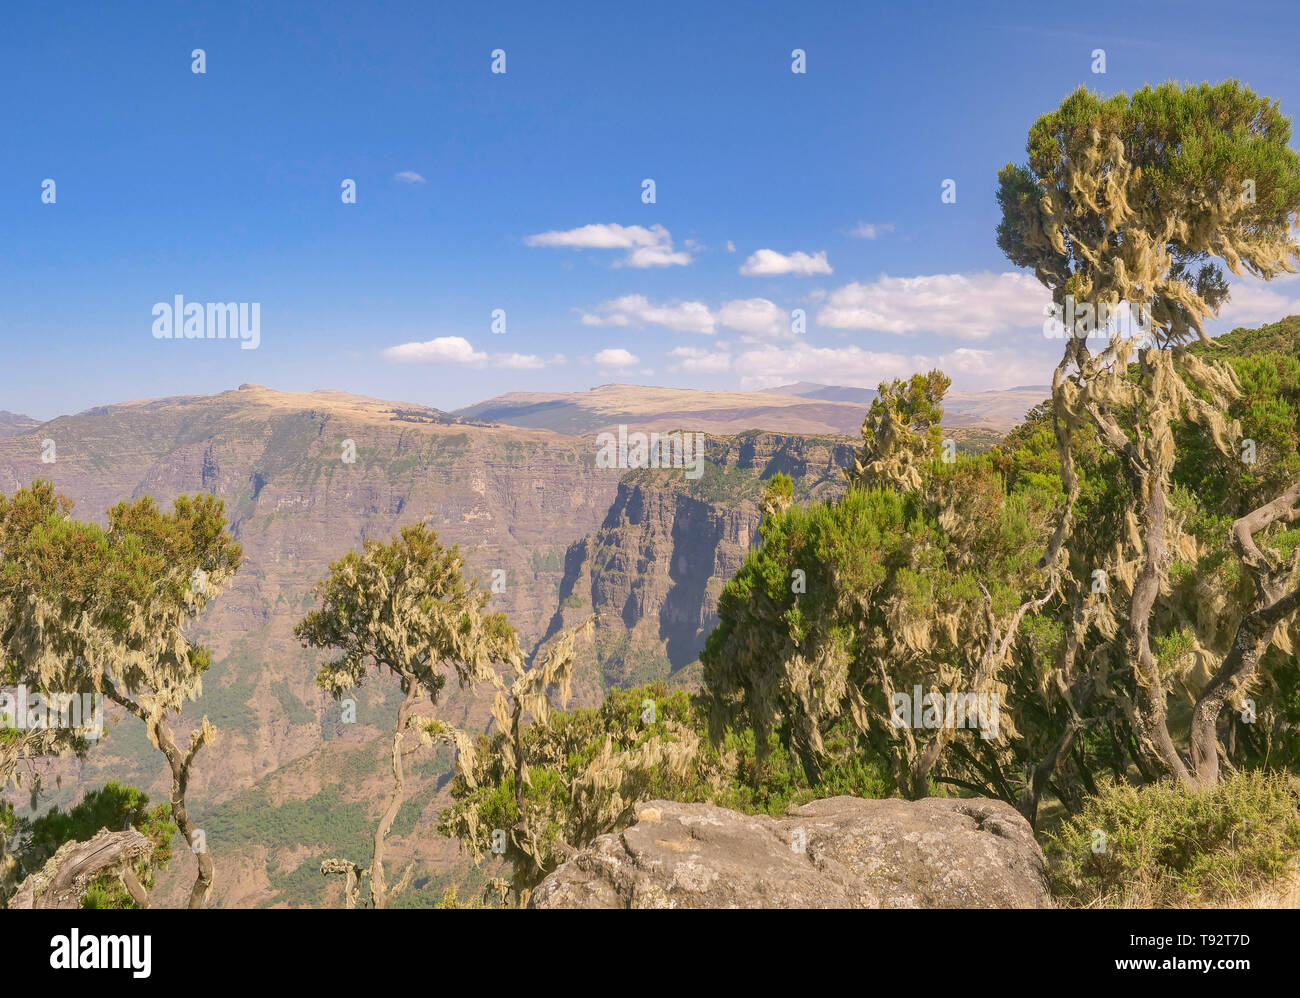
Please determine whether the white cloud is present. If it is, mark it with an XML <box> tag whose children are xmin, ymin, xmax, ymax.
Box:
<box><xmin>495</xmin><ymin>353</ymin><xmax>556</xmax><ymax>370</ymax></box>
<box><xmin>581</xmin><ymin>295</ymin><xmax>716</xmax><ymax>335</ymax></box>
<box><xmin>524</xmin><ymin>223</ymin><xmax>691</xmax><ymax>268</ymax></box>
<box><xmin>395</xmin><ymin>171</ymin><xmax>426</xmax><ymax>184</ymax></box>
<box><xmin>849</xmin><ymin>222</ymin><xmax>893</xmax><ymax>239</ymax></box>
<box><xmin>725</xmin><ymin>240</ymin><xmax>736</xmax><ymax>253</ymax></box>
<box><xmin>1216</xmin><ymin>276</ymin><xmax>1300</xmax><ymax>326</ymax></box>
<box><xmin>381</xmin><ymin>335</ymin><xmax>554</xmax><ymax>370</ymax></box>
<box><xmin>817</xmin><ymin>272</ymin><xmax>1050</xmax><ymax>340</ymax></box>
<box><xmin>624</xmin><ymin>244</ymin><xmax>692</xmax><ymax>268</ymax></box>
<box><xmin>579</xmin><ymin>295</ymin><xmax>795</xmax><ymax>341</ymax></box>
<box><xmin>593</xmin><ymin>347</ymin><xmax>640</xmax><ymax>368</ymax></box>
<box><xmin>730</xmin><ymin>342</ymin><xmax>1048</xmax><ymax>392</ymax></box>
<box><xmin>717</xmin><ymin>298</ymin><xmax>791</xmax><ymax>341</ymax></box>
<box><xmin>668</xmin><ymin>346</ymin><xmax>732</xmax><ymax>373</ymax></box>
<box><xmin>732</xmin><ymin>343</ymin><xmax>916</xmax><ymax>389</ymax></box>
<box><xmin>931</xmin><ymin>347</ymin><xmax>1045</xmax><ymax>387</ymax></box>
<box><xmin>740</xmin><ymin>249</ymin><xmax>832</xmax><ymax>277</ymax></box>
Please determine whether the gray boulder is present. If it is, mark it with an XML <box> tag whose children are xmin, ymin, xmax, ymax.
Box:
<box><xmin>529</xmin><ymin>795</ymin><xmax>1052</xmax><ymax>909</ymax></box>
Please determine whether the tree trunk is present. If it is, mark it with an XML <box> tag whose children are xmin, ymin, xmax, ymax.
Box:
<box><xmin>370</xmin><ymin>675</ymin><xmax>419</xmax><ymax>909</ymax></box>
<box><xmin>8</xmin><ymin>829</ymin><xmax>153</xmax><ymax>909</ymax></box>
<box><xmin>1127</xmin><ymin>474</ymin><xmax>1195</xmax><ymax>786</ymax></box>
<box><xmin>1190</xmin><ymin>483</ymin><xmax>1300</xmax><ymax>785</ymax></box>
<box><xmin>102</xmin><ymin>686</ymin><xmax>214</xmax><ymax>908</ymax></box>
<box><xmin>1085</xmin><ymin>390</ymin><xmax>1193</xmax><ymax>787</ymax></box>
<box><xmin>153</xmin><ymin>719</ymin><xmax>215</xmax><ymax>909</ymax></box>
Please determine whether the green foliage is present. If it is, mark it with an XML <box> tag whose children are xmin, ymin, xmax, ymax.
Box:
<box><xmin>0</xmin><ymin>481</ymin><xmax>241</xmax><ymax>714</ymax></box>
<box><xmin>1048</xmin><ymin>772</ymin><xmax>1300</xmax><ymax>907</ymax></box>
<box><xmin>438</xmin><ymin>682</ymin><xmax>888</xmax><ymax>896</ymax></box>
<box><xmin>762</xmin><ymin>472</ymin><xmax>794</xmax><ymax>516</ymax></box>
<box><xmin>671</xmin><ymin>460</ymin><xmax>762</xmax><ymax>506</ymax></box>
<box><xmin>296</xmin><ymin>522</ymin><xmax>509</xmax><ymax>700</ymax></box>
<box><xmin>998</xmin><ymin>81</ymin><xmax>1300</xmax><ymax>340</ymax></box>
<box><xmin>439</xmin><ymin>682</ymin><xmax>691</xmax><ymax>892</ymax></box>
<box><xmin>271</xmin><ymin>679</ymin><xmax>315</xmax><ymax>726</ymax></box>
<box><xmin>201</xmin><ymin>786</ymin><xmax>371</xmax><ymax>860</ymax></box>
<box><xmin>846</xmin><ymin>370</ymin><xmax>950</xmax><ymax>491</ymax></box>
<box><xmin>704</xmin><ymin>383</ymin><xmax>1055</xmax><ymax>800</ymax></box>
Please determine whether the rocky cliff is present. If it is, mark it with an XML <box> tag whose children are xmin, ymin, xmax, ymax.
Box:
<box><xmin>550</xmin><ymin>431</ymin><xmax>854</xmax><ymax>686</ymax></box>
<box><xmin>0</xmin><ymin>386</ymin><xmax>865</xmax><ymax>906</ymax></box>
<box><xmin>530</xmin><ymin>796</ymin><xmax>1053</xmax><ymax>909</ymax></box>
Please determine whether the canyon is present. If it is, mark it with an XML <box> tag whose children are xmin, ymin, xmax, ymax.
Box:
<box><xmin>0</xmin><ymin>379</ymin><xmax>1028</xmax><ymax>906</ymax></box>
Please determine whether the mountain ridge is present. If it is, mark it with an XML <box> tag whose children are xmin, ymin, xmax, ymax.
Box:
<box><xmin>455</xmin><ymin>382</ymin><xmax>1047</xmax><ymax>435</ymax></box>
<box><xmin>0</xmin><ymin>383</ymin><xmax>874</xmax><ymax>906</ymax></box>
<box><xmin>0</xmin><ymin>411</ymin><xmax>40</xmax><ymax>438</ymax></box>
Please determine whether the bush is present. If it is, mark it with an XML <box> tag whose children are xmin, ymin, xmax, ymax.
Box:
<box><xmin>1047</xmin><ymin>772</ymin><xmax>1300</xmax><ymax>907</ymax></box>
<box><xmin>438</xmin><ymin>682</ymin><xmax>890</xmax><ymax>896</ymax></box>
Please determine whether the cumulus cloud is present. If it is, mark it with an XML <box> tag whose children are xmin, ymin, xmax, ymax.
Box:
<box><xmin>395</xmin><ymin>171</ymin><xmax>426</xmax><ymax>184</ymax></box>
<box><xmin>1216</xmin><ymin>275</ymin><xmax>1300</xmax><ymax>326</ymax></box>
<box><xmin>732</xmin><ymin>343</ymin><xmax>915</xmax><ymax>389</ymax></box>
<box><xmin>668</xmin><ymin>346</ymin><xmax>732</xmax><ymax>373</ymax></box>
<box><xmin>849</xmin><ymin>222</ymin><xmax>893</xmax><ymax>239</ymax></box>
<box><xmin>729</xmin><ymin>342</ymin><xmax>1048</xmax><ymax>392</ymax></box>
<box><xmin>817</xmin><ymin>272</ymin><xmax>1050</xmax><ymax>339</ymax></box>
<box><xmin>381</xmin><ymin>335</ymin><xmax>554</xmax><ymax>370</ymax></box>
<box><xmin>593</xmin><ymin>347</ymin><xmax>640</xmax><ymax>368</ymax></box>
<box><xmin>579</xmin><ymin>295</ymin><xmax>796</xmax><ymax>342</ymax></box>
<box><xmin>740</xmin><ymin>249</ymin><xmax>832</xmax><ymax>277</ymax></box>
<box><xmin>716</xmin><ymin>298</ymin><xmax>791</xmax><ymax>341</ymax></box>
<box><xmin>524</xmin><ymin>223</ymin><xmax>691</xmax><ymax>268</ymax></box>
<box><xmin>581</xmin><ymin>295</ymin><xmax>716</xmax><ymax>335</ymax></box>
<box><xmin>930</xmin><ymin>347</ymin><xmax>1046</xmax><ymax>387</ymax></box>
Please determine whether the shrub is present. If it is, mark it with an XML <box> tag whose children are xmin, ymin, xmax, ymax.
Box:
<box><xmin>1047</xmin><ymin>772</ymin><xmax>1300</xmax><ymax>907</ymax></box>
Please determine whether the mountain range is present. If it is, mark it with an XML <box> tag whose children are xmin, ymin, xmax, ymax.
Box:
<box><xmin>0</xmin><ymin>378</ymin><xmax>1038</xmax><ymax>906</ymax></box>
<box><xmin>0</xmin><ymin>411</ymin><xmax>40</xmax><ymax>437</ymax></box>
<box><xmin>455</xmin><ymin>381</ymin><xmax>1048</xmax><ymax>436</ymax></box>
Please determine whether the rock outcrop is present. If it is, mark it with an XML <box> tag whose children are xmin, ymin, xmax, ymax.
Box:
<box><xmin>555</xmin><ymin>431</ymin><xmax>854</xmax><ymax>681</ymax></box>
<box><xmin>530</xmin><ymin>796</ymin><xmax>1053</xmax><ymax>909</ymax></box>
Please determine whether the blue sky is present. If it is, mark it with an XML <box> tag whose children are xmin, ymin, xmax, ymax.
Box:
<box><xmin>5</xmin><ymin>0</ymin><xmax>1300</xmax><ymax>420</ymax></box>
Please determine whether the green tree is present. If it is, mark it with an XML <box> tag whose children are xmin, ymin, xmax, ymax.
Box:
<box><xmin>0</xmin><ymin>482</ymin><xmax>240</xmax><ymax>907</ymax></box>
<box><xmin>997</xmin><ymin>82</ymin><xmax>1300</xmax><ymax>788</ymax></box>
<box><xmin>296</xmin><ymin>523</ymin><xmax>508</xmax><ymax>908</ymax></box>
<box><xmin>435</xmin><ymin>624</ymin><xmax>704</xmax><ymax>904</ymax></box>
<box><xmin>704</xmin><ymin>377</ymin><xmax>1056</xmax><ymax>799</ymax></box>
<box><xmin>846</xmin><ymin>370</ymin><xmax>950</xmax><ymax>492</ymax></box>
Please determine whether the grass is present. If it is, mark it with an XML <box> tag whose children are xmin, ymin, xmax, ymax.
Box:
<box><xmin>1046</xmin><ymin>771</ymin><xmax>1300</xmax><ymax>908</ymax></box>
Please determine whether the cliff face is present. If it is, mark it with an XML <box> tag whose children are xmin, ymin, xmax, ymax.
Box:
<box><xmin>0</xmin><ymin>387</ymin><xmax>859</xmax><ymax>906</ymax></box>
<box><xmin>0</xmin><ymin>387</ymin><xmax>630</xmax><ymax>905</ymax></box>
<box><xmin>555</xmin><ymin>432</ymin><xmax>854</xmax><ymax>686</ymax></box>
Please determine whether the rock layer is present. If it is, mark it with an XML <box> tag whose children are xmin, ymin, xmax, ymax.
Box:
<box><xmin>530</xmin><ymin>796</ymin><xmax>1053</xmax><ymax>909</ymax></box>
